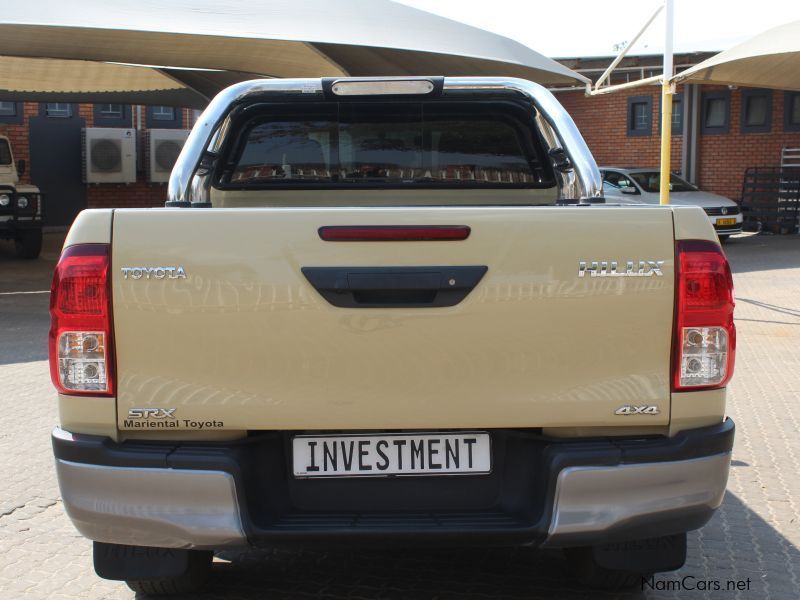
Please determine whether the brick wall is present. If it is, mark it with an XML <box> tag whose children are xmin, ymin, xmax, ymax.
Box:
<box><xmin>1</xmin><ymin>103</ymin><xmax>192</xmax><ymax>212</ymax></box>
<box><xmin>559</xmin><ymin>85</ymin><xmax>800</xmax><ymax>201</ymax></box>
<box><xmin>696</xmin><ymin>88</ymin><xmax>800</xmax><ymax>200</ymax></box>
<box><xmin>86</xmin><ymin>106</ymin><xmax>192</xmax><ymax>209</ymax></box>
<box><xmin>558</xmin><ymin>86</ymin><xmax>683</xmax><ymax>170</ymax></box>
<box><xmin>6</xmin><ymin>92</ymin><xmax>800</xmax><ymax>211</ymax></box>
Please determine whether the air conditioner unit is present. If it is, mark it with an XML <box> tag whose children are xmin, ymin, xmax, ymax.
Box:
<box><xmin>146</xmin><ymin>129</ymin><xmax>190</xmax><ymax>183</ymax></box>
<box><xmin>82</xmin><ymin>128</ymin><xmax>137</xmax><ymax>184</ymax></box>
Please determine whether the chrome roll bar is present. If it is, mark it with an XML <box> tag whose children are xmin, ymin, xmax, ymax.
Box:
<box><xmin>167</xmin><ymin>77</ymin><xmax>603</xmax><ymax>206</ymax></box>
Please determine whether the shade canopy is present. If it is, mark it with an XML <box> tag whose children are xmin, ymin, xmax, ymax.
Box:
<box><xmin>675</xmin><ymin>20</ymin><xmax>800</xmax><ymax>91</ymax></box>
<box><xmin>0</xmin><ymin>0</ymin><xmax>588</xmax><ymax>106</ymax></box>
<box><xmin>0</xmin><ymin>56</ymin><xmax>210</xmax><ymax>108</ymax></box>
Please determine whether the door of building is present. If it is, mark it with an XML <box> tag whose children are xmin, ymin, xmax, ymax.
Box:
<box><xmin>29</xmin><ymin>103</ymin><xmax>87</xmax><ymax>228</ymax></box>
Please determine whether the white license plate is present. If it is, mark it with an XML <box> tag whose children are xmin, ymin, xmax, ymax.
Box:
<box><xmin>293</xmin><ymin>432</ymin><xmax>491</xmax><ymax>478</ymax></box>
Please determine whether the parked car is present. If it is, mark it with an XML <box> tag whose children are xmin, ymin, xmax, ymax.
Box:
<box><xmin>601</xmin><ymin>167</ymin><xmax>743</xmax><ymax>240</ymax></box>
<box><xmin>50</xmin><ymin>77</ymin><xmax>735</xmax><ymax>594</ymax></box>
<box><xmin>0</xmin><ymin>135</ymin><xmax>43</xmax><ymax>258</ymax></box>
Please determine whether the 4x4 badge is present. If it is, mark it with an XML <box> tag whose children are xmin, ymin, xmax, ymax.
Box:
<box><xmin>615</xmin><ymin>405</ymin><xmax>660</xmax><ymax>416</ymax></box>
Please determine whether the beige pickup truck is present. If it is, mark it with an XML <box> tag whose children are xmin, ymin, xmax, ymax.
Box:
<box><xmin>50</xmin><ymin>77</ymin><xmax>735</xmax><ymax>594</ymax></box>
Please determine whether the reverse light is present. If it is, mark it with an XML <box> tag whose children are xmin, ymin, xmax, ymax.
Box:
<box><xmin>673</xmin><ymin>240</ymin><xmax>735</xmax><ymax>391</ymax></box>
<box><xmin>49</xmin><ymin>244</ymin><xmax>114</xmax><ymax>396</ymax></box>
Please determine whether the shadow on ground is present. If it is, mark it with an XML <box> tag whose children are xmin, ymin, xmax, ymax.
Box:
<box><xmin>133</xmin><ymin>490</ymin><xmax>795</xmax><ymax>600</ymax></box>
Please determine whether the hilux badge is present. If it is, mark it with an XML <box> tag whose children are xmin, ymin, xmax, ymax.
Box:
<box><xmin>578</xmin><ymin>260</ymin><xmax>664</xmax><ymax>278</ymax></box>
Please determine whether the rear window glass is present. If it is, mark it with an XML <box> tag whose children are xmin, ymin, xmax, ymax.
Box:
<box><xmin>0</xmin><ymin>139</ymin><xmax>11</xmax><ymax>165</ymax></box>
<box><xmin>220</xmin><ymin>102</ymin><xmax>554</xmax><ymax>188</ymax></box>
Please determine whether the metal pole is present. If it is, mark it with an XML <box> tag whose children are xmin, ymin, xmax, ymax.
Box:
<box><xmin>594</xmin><ymin>3</ymin><xmax>665</xmax><ymax>91</ymax></box>
<box><xmin>659</xmin><ymin>0</ymin><xmax>674</xmax><ymax>205</ymax></box>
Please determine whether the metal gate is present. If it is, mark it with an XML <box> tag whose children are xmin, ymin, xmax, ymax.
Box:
<box><xmin>740</xmin><ymin>152</ymin><xmax>800</xmax><ymax>234</ymax></box>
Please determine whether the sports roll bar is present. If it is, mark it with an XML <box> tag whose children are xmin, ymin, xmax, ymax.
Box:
<box><xmin>166</xmin><ymin>77</ymin><xmax>603</xmax><ymax>207</ymax></box>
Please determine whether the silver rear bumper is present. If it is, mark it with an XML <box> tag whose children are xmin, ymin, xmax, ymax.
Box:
<box><xmin>53</xmin><ymin>425</ymin><xmax>732</xmax><ymax>549</ymax></box>
<box><xmin>543</xmin><ymin>452</ymin><xmax>730</xmax><ymax>547</ymax></box>
<box><xmin>55</xmin><ymin>459</ymin><xmax>247</xmax><ymax>549</ymax></box>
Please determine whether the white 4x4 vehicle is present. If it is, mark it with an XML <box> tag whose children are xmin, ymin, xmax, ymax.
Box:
<box><xmin>0</xmin><ymin>135</ymin><xmax>43</xmax><ymax>258</ymax></box>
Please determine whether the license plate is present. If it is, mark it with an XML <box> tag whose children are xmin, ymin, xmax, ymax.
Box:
<box><xmin>717</xmin><ymin>218</ymin><xmax>736</xmax><ymax>226</ymax></box>
<box><xmin>292</xmin><ymin>432</ymin><xmax>491</xmax><ymax>478</ymax></box>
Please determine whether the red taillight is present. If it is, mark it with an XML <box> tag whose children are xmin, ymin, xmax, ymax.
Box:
<box><xmin>673</xmin><ymin>240</ymin><xmax>736</xmax><ymax>392</ymax></box>
<box><xmin>319</xmin><ymin>225</ymin><xmax>471</xmax><ymax>242</ymax></box>
<box><xmin>49</xmin><ymin>244</ymin><xmax>115</xmax><ymax>396</ymax></box>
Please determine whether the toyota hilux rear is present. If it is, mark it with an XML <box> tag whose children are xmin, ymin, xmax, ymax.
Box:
<box><xmin>50</xmin><ymin>77</ymin><xmax>735</xmax><ymax>594</ymax></box>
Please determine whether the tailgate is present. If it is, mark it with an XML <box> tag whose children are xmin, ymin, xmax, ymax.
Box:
<box><xmin>112</xmin><ymin>206</ymin><xmax>675</xmax><ymax>430</ymax></box>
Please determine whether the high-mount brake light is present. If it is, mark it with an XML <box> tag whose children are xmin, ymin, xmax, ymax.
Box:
<box><xmin>330</xmin><ymin>79</ymin><xmax>435</xmax><ymax>96</ymax></box>
<box><xmin>673</xmin><ymin>239</ymin><xmax>736</xmax><ymax>391</ymax></box>
<box><xmin>319</xmin><ymin>225</ymin><xmax>471</xmax><ymax>242</ymax></box>
<box><xmin>49</xmin><ymin>244</ymin><xmax>114</xmax><ymax>396</ymax></box>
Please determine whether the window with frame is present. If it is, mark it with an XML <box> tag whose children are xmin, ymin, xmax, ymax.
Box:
<box><xmin>741</xmin><ymin>89</ymin><xmax>772</xmax><ymax>133</ymax></box>
<box><xmin>0</xmin><ymin>101</ymin><xmax>16</xmax><ymax>117</ymax></box>
<box><xmin>45</xmin><ymin>103</ymin><xmax>72</xmax><ymax>118</ymax></box>
<box><xmin>701</xmin><ymin>92</ymin><xmax>730</xmax><ymax>134</ymax></box>
<box><xmin>97</xmin><ymin>104</ymin><xmax>123</xmax><ymax>118</ymax></box>
<box><xmin>147</xmin><ymin>105</ymin><xmax>181</xmax><ymax>129</ymax></box>
<box><xmin>0</xmin><ymin>138</ymin><xmax>11</xmax><ymax>165</ymax></box>
<box><xmin>785</xmin><ymin>92</ymin><xmax>800</xmax><ymax>132</ymax></box>
<box><xmin>627</xmin><ymin>96</ymin><xmax>652</xmax><ymax>136</ymax></box>
<box><xmin>658</xmin><ymin>93</ymin><xmax>684</xmax><ymax>133</ymax></box>
<box><xmin>602</xmin><ymin>171</ymin><xmax>637</xmax><ymax>191</ymax></box>
<box><xmin>221</xmin><ymin>102</ymin><xmax>555</xmax><ymax>190</ymax></box>
<box><xmin>93</xmin><ymin>103</ymin><xmax>131</xmax><ymax>127</ymax></box>
<box><xmin>152</xmin><ymin>106</ymin><xmax>176</xmax><ymax>121</ymax></box>
<box><xmin>671</xmin><ymin>94</ymin><xmax>683</xmax><ymax>130</ymax></box>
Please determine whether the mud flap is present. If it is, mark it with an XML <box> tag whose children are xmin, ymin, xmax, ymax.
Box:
<box><xmin>93</xmin><ymin>542</ymin><xmax>211</xmax><ymax>581</ymax></box>
<box><xmin>591</xmin><ymin>533</ymin><xmax>687</xmax><ymax>572</ymax></box>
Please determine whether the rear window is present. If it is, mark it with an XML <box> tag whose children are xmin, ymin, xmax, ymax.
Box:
<box><xmin>219</xmin><ymin>102</ymin><xmax>555</xmax><ymax>189</ymax></box>
<box><xmin>0</xmin><ymin>139</ymin><xmax>11</xmax><ymax>165</ymax></box>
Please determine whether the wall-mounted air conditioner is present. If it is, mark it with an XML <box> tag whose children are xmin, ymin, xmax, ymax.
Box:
<box><xmin>82</xmin><ymin>128</ymin><xmax>137</xmax><ymax>184</ymax></box>
<box><xmin>146</xmin><ymin>129</ymin><xmax>191</xmax><ymax>183</ymax></box>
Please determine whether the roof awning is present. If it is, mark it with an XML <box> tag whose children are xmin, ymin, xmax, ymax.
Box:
<box><xmin>0</xmin><ymin>0</ymin><xmax>588</xmax><ymax>105</ymax></box>
<box><xmin>0</xmin><ymin>56</ymin><xmax>210</xmax><ymax>108</ymax></box>
<box><xmin>674</xmin><ymin>20</ymin><xmax>800</xmax><ymax>91</ymax></box>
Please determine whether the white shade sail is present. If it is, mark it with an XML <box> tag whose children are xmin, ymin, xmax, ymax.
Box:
<box><xmin>675</xmin><ymin>20</ymin><xmax>800</xmax><ymax>91</ymax></box>
<box><xmin>0</xmin><ymin>0</ymin><xmax>588</xmax><ymax>106</ymax></box>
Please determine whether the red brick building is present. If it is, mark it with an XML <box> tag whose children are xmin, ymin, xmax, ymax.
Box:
<box><xmin>0</xmin><ymin>101</ymin><xmax>192</xmax><ymax>226</ymax></box>
<box><xmin>556</xmin><ymin>53</ymin><xmax>800</xmax><ymax>201</ymax></box>
<box><xmin>3</xmin><ymin>52</ymin><xmax>800</xmax><ymax>226</ymax></box>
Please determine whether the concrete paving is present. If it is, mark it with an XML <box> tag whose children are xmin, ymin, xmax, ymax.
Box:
<box><xmin>0</xmin><ymin>232</ymin><xmax>798</xmax><ymax>599</ymax></box>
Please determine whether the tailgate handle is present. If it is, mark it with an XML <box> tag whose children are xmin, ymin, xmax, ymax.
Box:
<box><xmin>301</xmin><ymin>266</ymin><xmax>487</xmax><ymax>308</ymax></box>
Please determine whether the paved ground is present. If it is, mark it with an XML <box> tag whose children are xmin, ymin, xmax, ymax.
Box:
<box><xmin>0</xmin><ymin>232</ymin><xmax>798</xmax><ymax>599</ymax></box>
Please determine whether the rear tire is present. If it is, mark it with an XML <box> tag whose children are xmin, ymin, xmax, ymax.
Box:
<box><xmin>14</xmin><ymin>229</ymin><xmax>42</xmax><ymax>259</ymax></box>
<box><xmin>565</xmin><ymin>547</ymin><xmax>648</xmax><ymax>590</ymax></box>
<box><xmin>125</xmin><ymin>550</ymin><xmax>212</xmax><ymax>596</ymax></box>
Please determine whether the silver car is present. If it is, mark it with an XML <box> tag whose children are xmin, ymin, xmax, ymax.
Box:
<box><xmin>601</xmin><ymin>167</ymin><xmax>743</xmax><ymax>239</ymax></box>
